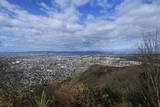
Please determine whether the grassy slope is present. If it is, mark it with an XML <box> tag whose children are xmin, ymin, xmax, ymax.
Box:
<box><xmin>75</xmin><ymin>64</ymin><xmax>142</xmax><ymax>92</ymax></box>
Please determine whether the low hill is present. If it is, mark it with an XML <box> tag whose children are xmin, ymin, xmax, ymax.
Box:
<box><xmin>75</xmin><ymin>64</ymin><xmax>142</xmax><ymax>92</ymax></box>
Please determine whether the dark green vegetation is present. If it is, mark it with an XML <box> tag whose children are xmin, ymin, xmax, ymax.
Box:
<box><xmin>0</xmin><ymin>63</ymin><xmax>154</xmax><ymax>107</ymax></box>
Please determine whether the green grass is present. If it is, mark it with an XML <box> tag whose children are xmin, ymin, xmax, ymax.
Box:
<box><xmin>30</xmin><ymin>90</ymin><xmax>49</xmax><ymax>107</ymax></box>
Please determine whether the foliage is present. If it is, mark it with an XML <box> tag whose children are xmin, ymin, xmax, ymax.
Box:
<box><xmin>0</xmin><ymin>82</ymin><xmax>135</xmax><ymax>107</ymax></box>
<box><xmin>73</xmin><ymin>83</ymin><xmax>95</xmax><ymax>107</ymax></box>
<box><xmin>73</xmin><ymin>83</ymin><xmax>133</xmax><ymax>107</ymax></box>
<box><xmin>30</xmin><ymin>90</ymin><xmax>49</xmax><ymax>107</ymax></box>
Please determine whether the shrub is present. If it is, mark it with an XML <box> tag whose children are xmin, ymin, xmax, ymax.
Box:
<box><xmin>73</xmin><ymin>83</ymin><xmax>95</xmax><ymax>107</ymax></box>
<box><xmin>72</xmin><ymin>83</ymin><xmax>133</xmax><ymax>107</ymax></box>
<box><xmin>29</xmin><ymin>90</ymin><xmax>49</xmax><ymax>107</ymax></box>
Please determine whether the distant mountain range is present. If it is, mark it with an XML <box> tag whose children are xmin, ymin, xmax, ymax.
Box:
<box><xmin>0</xmin><ymin>49</ymin><xmax>136</xmax><ymax>55</ymax></box>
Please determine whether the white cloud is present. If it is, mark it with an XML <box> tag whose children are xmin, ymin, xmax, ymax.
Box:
<box><xmin>54</xmin><ymin>0</ymin><xmax>89</xmax><ymax>8</ymax></box>
<box><xmin>0</xmin><ymin>0</ymin><xmax>160</xmax><ymax>51</ymax></box>
<box><xmin>72</xmin><ymin>0</ymin><xmax>89</xmax><ymax>6</ymax></box>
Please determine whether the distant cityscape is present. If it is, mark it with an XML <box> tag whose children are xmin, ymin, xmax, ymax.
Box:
<box><xmin>0</xmin><ymin>55</ymin><xmax>140</xmax><ymax>90</ymax></box>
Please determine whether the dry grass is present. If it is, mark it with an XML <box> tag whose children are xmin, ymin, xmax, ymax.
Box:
<box><xmin>76</xmin><ymin>64</ymin><xmax>142</xmax><ymax>93</ymax></box>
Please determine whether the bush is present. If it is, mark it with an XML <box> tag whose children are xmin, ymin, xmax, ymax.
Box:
<box><xmin>29</xmin><ymin>90</ymin><xmax>49</xmax><ymax>107</ymax></box>
<box><xmin>72</xmin><ymin>83</ymin><xmax>133</xmax><ymax>107</ymax></box>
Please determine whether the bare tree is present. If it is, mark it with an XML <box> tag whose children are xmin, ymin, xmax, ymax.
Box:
<box><xmin>138</xmin><ymin>28</ymin><xmax>160</xmax><ymax>107</ymax></box>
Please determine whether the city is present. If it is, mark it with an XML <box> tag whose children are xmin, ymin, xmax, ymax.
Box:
<box><xmin>0</xmin><ymin>55</ymin><xmax>140</xmax><ymax>89</ymax></box>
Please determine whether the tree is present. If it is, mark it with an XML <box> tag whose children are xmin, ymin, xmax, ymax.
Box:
<box><xmin>138</xmin><ymin>28</ymin><xmax>160</xmax><ymax>107</ymax></box>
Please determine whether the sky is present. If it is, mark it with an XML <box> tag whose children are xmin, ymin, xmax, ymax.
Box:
<box><xmin>0</xmin><ymin>0</ymin><xmax>160</xmax><ymax>52</ymax></box>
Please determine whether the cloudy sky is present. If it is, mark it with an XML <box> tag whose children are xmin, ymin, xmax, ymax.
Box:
<box><xmin>0</xmin><ymin>0</ymin><xmax>160</xmax><ymax>52</ymax></box>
